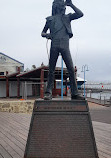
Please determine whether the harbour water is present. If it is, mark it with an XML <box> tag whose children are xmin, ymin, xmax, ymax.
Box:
<box><xmin>82</xmin><ymin>82</ymin><xmax>111</xmax><ymax>100</ymax></box>
<box><xmin>86</xmin><ymin>92</ymin><xmax>111</xmax><ymax>100</ymax></box>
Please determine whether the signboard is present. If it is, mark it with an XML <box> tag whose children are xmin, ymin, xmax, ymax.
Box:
<box><xmin>24</xmin><ymin>100</ymin><xmax>99</xmax><ymax>158</ymax></box>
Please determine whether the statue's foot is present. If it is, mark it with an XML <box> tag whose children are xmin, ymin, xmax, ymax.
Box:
<box><xmin>44</xmin><ymin>93</ymin><xmax>52</xmax><ymax>100</ymax></box>
<box><xmin>71</xmin><ymin>95</ymin><xmax>85</xmax><ymax>100</ymax></box>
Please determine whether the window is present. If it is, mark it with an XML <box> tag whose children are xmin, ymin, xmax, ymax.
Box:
<box><xmin>0</xmin><ymin>72</ymin><xmax>4</xmax><ymax>75</ymax></box>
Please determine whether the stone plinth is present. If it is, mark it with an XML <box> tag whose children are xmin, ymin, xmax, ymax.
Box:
<box><xmin>0</xmin><ymin>100</ymin><xmax>34</xmax><ymax>113</ymax></box>
<box><xmin>24</xmin><ymin>100</ymin><xmax>99</xmax><ymax>158</ymax></box>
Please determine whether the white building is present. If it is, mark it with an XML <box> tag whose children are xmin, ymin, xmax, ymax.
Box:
<box><xmin>0</xmin><ymin>52</ymin><xmax>24</xmax><ymax>76</ymax></box>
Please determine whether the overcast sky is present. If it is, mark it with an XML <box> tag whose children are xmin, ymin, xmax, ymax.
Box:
<box><xmin>0</xmin><ymin>0</ymin><xmax>111</xmax><ymax>81</ymax></box>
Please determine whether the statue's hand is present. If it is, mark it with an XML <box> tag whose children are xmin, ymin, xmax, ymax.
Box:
<box><xmin>41</xmin><ymin>32</ymin><xmax>51</xmax><ymax>40</ymax></box>
<box><xmin>46</xmin><ymin>33</ymin><xmax>51</xmax><ymax>40</ymax></box>
<box><xmin>65</xmin><ymin>0</ymin><xmax>72</xmax><ymax>6</ymax></box>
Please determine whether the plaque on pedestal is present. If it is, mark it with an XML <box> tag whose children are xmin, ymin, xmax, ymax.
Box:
<box><xmin>24</xmin><ymin>100</ymin><xmax>99</xmax><ymax>158</ymax></box>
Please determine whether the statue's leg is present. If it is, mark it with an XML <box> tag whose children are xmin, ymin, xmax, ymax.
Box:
<box><xmin>61</xmin><ymin>41</ymin><xmax>78</xmax><ymax>96</ymax></box>
<box><xmin>45</xmin><ymin>46</ymin><xmax>59</xmax><ymax>95</ymax></box>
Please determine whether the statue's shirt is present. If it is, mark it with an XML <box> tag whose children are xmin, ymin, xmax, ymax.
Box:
<box><xmin>46</xmin><ymin>14</ymin><xmax>73</xmax><ymax>40</ymax></box>
<box><xmin>42</xmin><ymin>12</ymin><xmax>82</xmax><ymax>40</ymax></box>
<box><xmin>50</xmin><ymin>15</ymin><xmax>69</xmax><ymax>40</ymax></box>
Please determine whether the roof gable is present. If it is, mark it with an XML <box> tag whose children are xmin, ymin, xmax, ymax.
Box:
<box><xmin>0</xmin><ymin>52</ymin><xmax>24</xmax><ymax>65</ymax></box>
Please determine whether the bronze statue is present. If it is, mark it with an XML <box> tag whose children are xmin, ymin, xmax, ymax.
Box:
<box><xmin>41</xmin><ymin>0</ymin><xmax>84</xmax><ymax>100</ymax></box>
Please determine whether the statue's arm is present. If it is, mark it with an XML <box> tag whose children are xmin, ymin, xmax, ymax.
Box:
<box><xmin>41</xmin><ymin>22</ymin><xmax>51</xmax><ymax>39</ymax></box>
<box><xmin>65</xmin><ymin>1</ymin><xmax>84</xmax><ymax>20</ymax></box>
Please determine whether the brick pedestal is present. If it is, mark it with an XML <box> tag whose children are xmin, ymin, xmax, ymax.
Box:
<box><xmin>24</xmin><ymin>100</ymin><xmax>99</xmax><ymax>158</ymax></box>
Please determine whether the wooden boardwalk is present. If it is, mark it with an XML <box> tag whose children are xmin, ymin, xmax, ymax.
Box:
<box><xmin>0</xmin><ymin>112</ymin><xmax>111</xmax><ymax>158</ymax></box>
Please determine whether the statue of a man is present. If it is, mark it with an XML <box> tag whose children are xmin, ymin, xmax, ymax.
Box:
<box><xmin>41</xmin><ymin>0</ymin><xmax>84</xmax><ymax>100</ymax></box>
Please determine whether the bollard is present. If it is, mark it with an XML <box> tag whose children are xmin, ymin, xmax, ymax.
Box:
<box><xmin>110</xmin><ymin>97</ymin><xmax>111</xmax><ymax>105</ymax></box>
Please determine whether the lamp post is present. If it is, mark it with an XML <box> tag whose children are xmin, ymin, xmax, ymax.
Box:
<box><xmin>61</xmin><ymin>57</ymin><xmax>63</xmax><ymax>99</ymax></box>
<box><xmin>81</xmin><ymin>65</ymin><xmax>89</xmax><ymax>98</ymax></box>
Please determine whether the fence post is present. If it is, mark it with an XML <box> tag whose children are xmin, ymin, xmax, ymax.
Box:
<box><xmin>104</xmin><ymin>96</ymin><xmax>105</xmax><ymax>105</ymax></box>
<box><xmin>100</xmin><ymin>94</ymin><xmax>101</xmax><ymax>103</ymax></box>
<box><xmin>90</xmin><ymin>90</ymin><xmax>91</xmax><ymax>98</ymax></box>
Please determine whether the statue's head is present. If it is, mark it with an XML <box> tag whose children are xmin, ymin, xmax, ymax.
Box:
<box><xmin>52</xmin><ymin>0</ymin><xmax>66</xmax><ymax>15</ymax></box>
